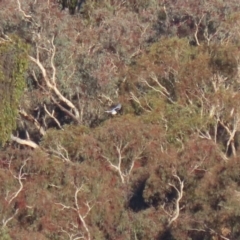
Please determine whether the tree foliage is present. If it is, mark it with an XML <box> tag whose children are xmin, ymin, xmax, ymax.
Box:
<box><xmin>1</xmin><ymin>0</ymin><xmax>240</xmax><ymax>239</ymax></box>
<box><xmin>0</xmin><ymin>37</ymin><xmax>29</xmax><ymax>146</ymax></box>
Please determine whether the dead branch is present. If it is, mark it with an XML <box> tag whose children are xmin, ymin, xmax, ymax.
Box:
<box><xmin>150</xmin><ymin>73</ymin><xmax>170</xmax><ymax>96</ymax></box>
<box><xmin>218</xmin><ymin>116</ymin><xmax>239</xmax><ymax>157</ymax></box>
<box><xmin>103</xmin><ymin>142</ymin><xmax>141</xmax><ymax>184</ymax></box>
<box><xmin>49</xmin><ymin>144</ymin><xmax>71</xmax><ymax>162</ymax></box>
<box><xmin>167</xmin><ymin>173</ymin><xmax>184</xmax><ymax>226</ymax></box>
<box><xmin>55</xmin><ymin>184</ymin><xmax>93</xmax><ymax>240</ymax></box>
<box><xmin>61</xmin><ymin>227</ymin><xmax>85</xmax><ymax>240</ymax></box>
<box><xmin>189</xmin><ymin>155</ymin><xmax>207</xmax><ymax>174</ymax></box>
<box><xmin>103</xmin><ymin>142</ymin><xmax>129</xmax><ymax>184</ymax></box>
<box><xmin>205</xmin><ymin>225</ymin><xmax>230</xmax><ymax>240</ymax></box>
<box><xmin>198</xmin><ymin>130</ymin><xmax>212</xmax><ymax>140</ymax></box>
<box><xmin>6</xmin><ymin>159</ymin><xmax>29</xmax><ymax>204</ymax></box>
<box><xmin>11</xmin><ymin>134</ymin><xmax>39</xmax><ymax>149</ymax></box>
<box><xmin>129</xmin><ymin>92</ymin><xmax>151</xmax><ymax>113</ymax></box>
<box><xmin>19</xmin><ymin>109</ymin><xmax>46</xmax><ymax>136</ymax></box>
<box><xmin>194</xmin><ymin>15</ymin><xmax>205</xmax><ymax>46</ymax></box>
<box><xmin>43</xmin><ymin>104</ymin><xmax>63</xmax><ymax>130</ymax></box>
<box><xmin>29</xmin><ymin>36</ymin><xmax>80</xmax><ymax>120</ymax></box>
<box><xmin>74</xmin><ymin>187</ymin><xmax>92</xmax><ymax>240</ymax></box>
<box><xmin>51</xmin><ymin>96</ymin><xmax>80</xmax><ymax>124</ymax></box>
<box><xmin>2</xmin><ymin>209</ymin><xmax>19</xmax><ymax>228</ymax></box>
<box><xmin>16</xmin><ymin>0</ymin><xmax>32</xmax><ymax>19</ymax></box>
<box><xmin>141</xmin><ymin>74</ymin><xmax>175</xmax><ymax>104</ymax></box>
<box><xmin>141</xmin><ymin>79</ymin><xmax>168</xmax><ymax>98</ymax></box>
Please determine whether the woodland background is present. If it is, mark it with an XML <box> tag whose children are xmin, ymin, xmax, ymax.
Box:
<box><xmin>0</xmin><ymin>0</ymin><xmax>240</xmax><ymax>239</ymax></box>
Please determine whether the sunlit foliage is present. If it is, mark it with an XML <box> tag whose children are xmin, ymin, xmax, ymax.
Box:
<box><xmin>0</xmin><ymin>36</ymin><xmax>29</xmax><ymax>146</ymax></box>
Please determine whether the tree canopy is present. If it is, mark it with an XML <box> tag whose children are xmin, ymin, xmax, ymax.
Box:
<box><xmin>0</xmin><ymin>0</ymin><xmax>240</xmax><ymax>239</ymax></box>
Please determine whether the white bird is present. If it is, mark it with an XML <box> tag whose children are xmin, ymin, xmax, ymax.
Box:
<box><xmin>105</xmin><ymin>103</ymin><xmax>122</xmax><ymax>115</ymax></box>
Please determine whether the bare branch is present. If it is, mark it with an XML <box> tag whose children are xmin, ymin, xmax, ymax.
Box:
<box><xmin>197</xmin><ymin>130</ymin><xmax>212</xmax><ymax>140</ymax></box>
<box><xmin>55</xmin><ymin>202</ymin><xmax>72</xmax><ymax>211</ymax></box>
<box><xmin>141</xmin><ymin>74</ymin><xmax>175</xmax><ymax>104</ymax></box>
<box><xmin>29</xmin><ymin>41</ymin><xmax>80</xmax><ymax>120</ymax></box>
<box><xmin>218</xmin><ymin>115</ymin><xmax>239</xmax><ymax>157</ymax></box>
<box><xmin>44</xmin><ymin>104</ymin><xmax>63</xmax><ymax>130</ymax></box>
<box><xmin>167</xmin><ymin>173</ymin><xmax>184</xmax><ymax>226</ymax></box>
<box><xmin>103</xmin><ymin>142</ymin><xmax>141</xmax><ymax>184</ymax></box>
<box><xmin>7</xmin><ymin>159</ymin><xmax>29</xmax><ymax>204</ymax></box>
<box><xmin>129</xmin><ymin>92</ymin><xmax>151</xmax><ymax>113</ymax></box>
<box><xmin>19</xmin><ymin>109</ymin><xmax>46</xmax><ymax>136</ymax></box>
<box><xmin>10</xmin><ymin>134</ymin><xmax>39</xmax><ymax>148</ymax></box>
<box><xmin>141</xmin><ymin>79</ymin><xmax>168</xmax><ymax>98</ymax></box>
<box><xmin>194</xmin><ymin>15</ymin><xmax>205</xmax><ymax>46</ymax></box>
<box><xmin>49</xmin><ymin>144</ymin><xmax>71</xmax><ymax>163</ymax></box>
<box><xmin>55</xmin><ymin>184</ymin><xmax>93</xmax><ymax>240</ymax></box>
<box><xmin>50</xmin><ymin>36</ymin><xmax>57</xmax><ymax>87</ymax></box>
<box><xmin>103</xmin><ymin>155</ymin><xmax>125</xmax><ymax>184</ymax></box>
<box><xmin>51</xmin><ymin>96</ymin><xmax>80</xmax><ymax>124</ymax></box>
<box><xmin>74</xmin><ymin>187</ymin><xmax>92</xmax><ymax>240</ymax></box>
<box><xmin>150</xmin><ymin>73</ymin><xmax>170</xmax><ymax>96</ymax></box>
<box><xmin>2</xmin><ymin>209</ymin><xmax>19</xmax><ymax>228</ymax></box>
<box><xmin>16</xmin><ymin>0</ymin><xmax>32</xmax><ymax>19</ymax></box>
<box><xmin>102</xmin><ymin>142</ymin><xmax>128</xmax><ymax>184</ymax></box>
<box><xmin>205</xmin><ymin>225</ymin><xmax>230</xmax><ymax>240</ymax></box>
<box><xmin>61</xmin><ymin>227</ymin><xmax>85</xmax><ymax>240</ymax></box>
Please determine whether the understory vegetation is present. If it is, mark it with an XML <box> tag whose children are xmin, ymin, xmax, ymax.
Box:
<box><xmin>1</xmin><ymin>0</ymin><xmax>240</xmax><ymax>239</ymax></box>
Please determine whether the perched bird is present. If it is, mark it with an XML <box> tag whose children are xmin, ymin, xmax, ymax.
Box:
<box><xmin>105</xmin><ymin>103</ymin><xmax>122</xmax><ymax>115</ymax></box>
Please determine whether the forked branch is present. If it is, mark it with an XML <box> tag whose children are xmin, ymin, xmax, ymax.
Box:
<box><xmin>103</xmin><ymin>142</ymin><xmax>141</xmax><ymax>184</ymax></box>
<box><xmin>2</xmin><ymin>159</ymin><xmax>29</xmax><ymax>228</ymax></box>
<box><xmin>162</xmin><ymin>173</ymin><xmax>184</xmax><ymax>227</ymax></box>
<box><xmin>29</xmin><ymin>36</ymin><xmax>80</xmax><ymax>120</ymax></box>
<box><xmin>55</xmin><ymin>184</ymin><xmax>93</xmax><ymax>240</ymax></box>
<box><xmin>2</xmin><ymin>209</ymin><xmax>19</xmax><ymax>228</ymax></box>
<box><xmin>6</xmin><ymin>159</ymin><xmax>29</xmax><ymax>204</ymax></box>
